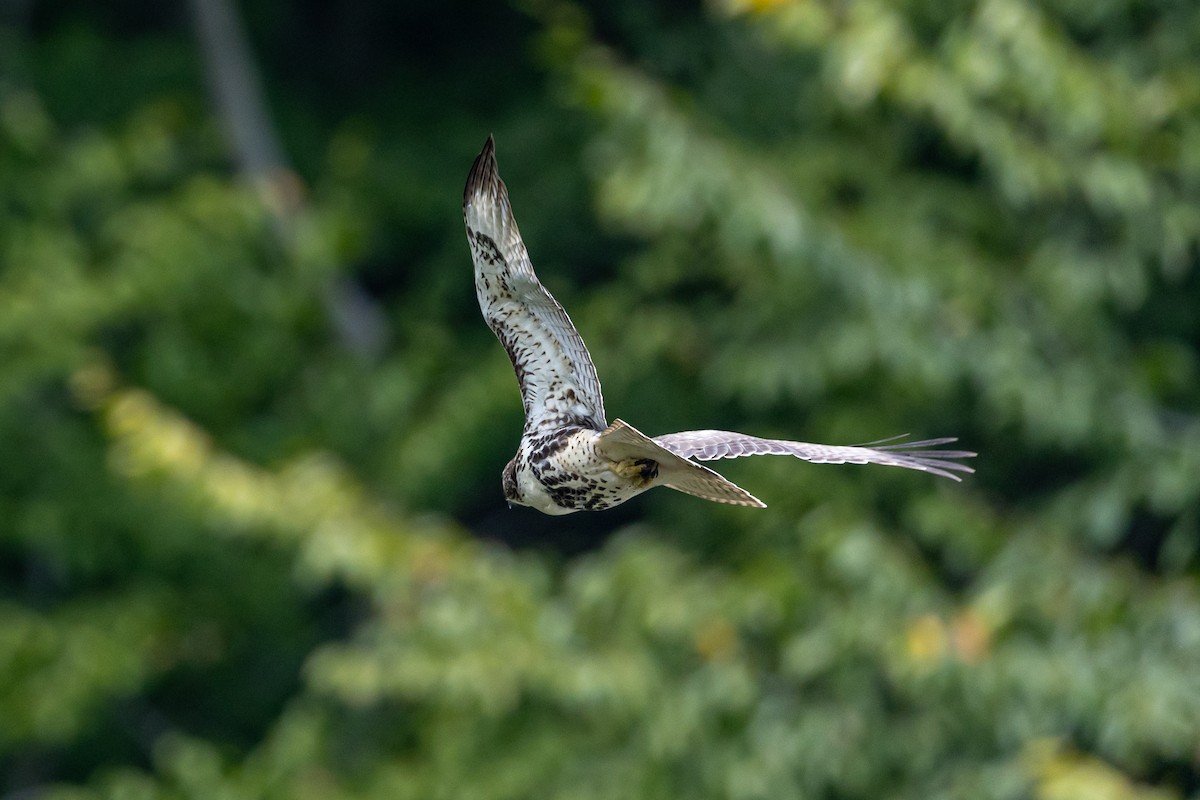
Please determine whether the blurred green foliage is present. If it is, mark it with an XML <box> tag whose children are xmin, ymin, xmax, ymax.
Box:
<box><xmin>1</xmin><ymin>0</ymin><xmax>1199</xmax><ymax>798</ymax></box>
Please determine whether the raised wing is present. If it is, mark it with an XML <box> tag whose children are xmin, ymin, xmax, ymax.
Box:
<box><xmin>463</xmin><ymin>136</ymin><xmax>606</xmax><ymax>432</ymax></box>
<box><xmin>653</xmin><ymin>430</ymin><xmax>976</xmax><ymax>481</ymax></box>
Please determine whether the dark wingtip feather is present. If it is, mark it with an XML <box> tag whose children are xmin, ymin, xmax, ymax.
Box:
<box><xmin>895</xmin><ymin>443</ymin><xmax>976</xmax><ymax>481</ymax></box>
<box><xmin>464</xmin><ymin>134</ymin><xmax>501</xmax><ymax>206</ymax></box>
<box><xmin>857</xmin><ymin>435</ymin><xmax>977</xmax><ymax>481</ymax></box>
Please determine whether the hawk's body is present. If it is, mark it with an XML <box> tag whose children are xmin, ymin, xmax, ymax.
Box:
<box><xmin>504</xmin><ymin>427</ymin><xmax>654</xmax><ymax>515</ymax></box>
<box><xmin>463</xmin><ymin>136</ymin><xmax>974</xmax><ymax>514</ymax></box>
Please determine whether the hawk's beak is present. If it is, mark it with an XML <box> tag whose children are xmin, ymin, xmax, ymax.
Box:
<box><xmin>506</xmin><ymin>501</ymin><xmax>513</xmax><ymax>510</ymax></box>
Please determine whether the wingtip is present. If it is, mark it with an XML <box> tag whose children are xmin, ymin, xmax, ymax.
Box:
<box><xmin>464</xmin><ymin>134</ymin><xmax>502</xmax><ymax>206</ymax></box>
<box><xmin>869</xmin><ymin>435</ymin><xmax>978</xmax><ymax>481</ymax></box>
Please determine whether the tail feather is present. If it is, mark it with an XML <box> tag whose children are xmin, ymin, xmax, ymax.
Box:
<box><xmin>596</xmin><ymin>419</ymin><xmax>765</xmax><ymax>508</ymax></box>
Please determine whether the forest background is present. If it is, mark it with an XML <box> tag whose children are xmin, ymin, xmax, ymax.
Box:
<box><xmin>1</xmin><ymin>0</ymin><xmax>1199</xmax><ymax>798</ymax></box>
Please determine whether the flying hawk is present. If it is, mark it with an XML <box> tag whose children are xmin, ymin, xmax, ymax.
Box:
<box><xmin>463</xmin><ymin>136</ymin><xmax>974</xmax><ymax>514</ymax></box>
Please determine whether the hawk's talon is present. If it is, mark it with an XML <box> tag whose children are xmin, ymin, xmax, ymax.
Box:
<box><xmin>612</xmin><ymin>457</ymin><xmax>659</xmax><ymax>487</ymax></box>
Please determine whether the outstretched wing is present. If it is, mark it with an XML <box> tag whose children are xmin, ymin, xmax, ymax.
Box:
<box><xmin>653</xmin><ymin>431</ymin><xmax>976</xmax><ymax>481</ymax></box>
<box><xmin>463</xmin><ymin>136</ymin><xmax>606</xmax><ymax>433</ymax></box>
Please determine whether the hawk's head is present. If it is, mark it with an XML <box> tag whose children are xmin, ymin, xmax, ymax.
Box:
<box><xmin>502</xmin><ymin>457</ymin><xmax>521</xmax><ymax>508</ymax></box>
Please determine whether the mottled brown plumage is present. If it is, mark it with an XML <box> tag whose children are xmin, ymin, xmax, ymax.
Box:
<box><xmin>463</xmin><ymin>136</ymin><xmax>975</xmax><ymax>514</ymax></box>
